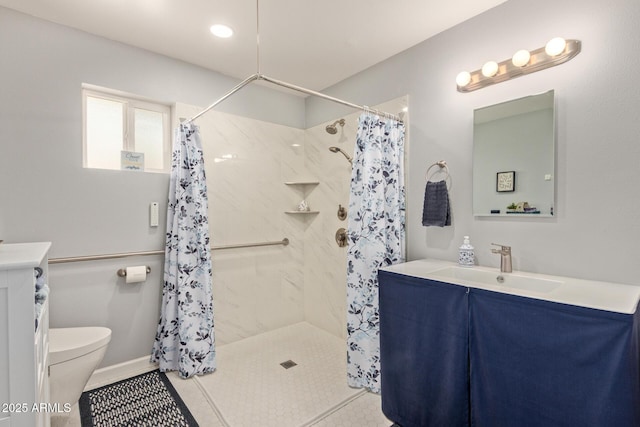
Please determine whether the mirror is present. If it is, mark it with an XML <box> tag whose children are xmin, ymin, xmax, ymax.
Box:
<box><xmin>473</xmin><ymin>90</ymin><xmax>555</xmax><ymax>217</ymax></box>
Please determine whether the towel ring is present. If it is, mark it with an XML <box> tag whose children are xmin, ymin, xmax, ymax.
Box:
<box><xmin>425</xmin><ymin>160</ymin><xmax>450</xmax><ymax>183</ymax></box>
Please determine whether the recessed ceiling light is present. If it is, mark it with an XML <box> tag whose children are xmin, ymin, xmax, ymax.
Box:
<box><xmin>210</xmin><ymin>24</ymin><xmax>233</xmax><ymax>38</ymax></box>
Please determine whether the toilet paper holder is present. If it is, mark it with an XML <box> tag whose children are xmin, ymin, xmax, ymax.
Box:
<box><xmin>117</xmin><ymin>266</ymin><xmax>151</xmax><ymax>277</ymax></box>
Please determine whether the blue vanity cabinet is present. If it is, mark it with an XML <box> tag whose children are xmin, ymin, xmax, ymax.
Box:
<box><xmin>379</xmin><ymin>267</ymin><xmax>640</xmax><ymax>427</ymax></box>
<box><xmin>379</xmin><ymin>270</ymin><xmax>470</xmax><ymax>427</ymax></box>
<box><xmin>469</xmin><ymin>289</ymin><xmax>640</xmax><ymax>427</ymax></box>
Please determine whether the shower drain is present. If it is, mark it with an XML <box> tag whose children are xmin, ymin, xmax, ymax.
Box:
<box><xmin>280</xmin><ymin>360</ymin><xmax>297</xmax><ymax>369</ymax></box>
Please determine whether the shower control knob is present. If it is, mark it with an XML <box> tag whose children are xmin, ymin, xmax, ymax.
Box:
<box><xmin>335</xmin><ymin>228</ymin><xmax>348</xmax><ymax>248</ymax></box>
<box><xmin>337</xmin><ymin>204</ymin><xmax>347</xmax><ymax>221</ymax></box>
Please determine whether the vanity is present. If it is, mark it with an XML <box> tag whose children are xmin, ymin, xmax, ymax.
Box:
<box><xmin>0</xmin><ymin>242</ymin><xmax>51</xmax><ymax>427</ymax></box>
<box><xmin>378</xmin><ymin>259</ymin><xmax>640</xmax><ymax>427</ymax></box>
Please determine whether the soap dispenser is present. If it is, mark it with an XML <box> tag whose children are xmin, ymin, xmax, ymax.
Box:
<box><xmin>458</xmin><ymin>236</ymin><xmax>475</xmax><ymax>267</ymax></box>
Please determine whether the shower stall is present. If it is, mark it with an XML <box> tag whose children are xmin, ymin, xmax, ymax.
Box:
<box><xmin>174</xmin><ymin>95</ymin><xmax>408</xmax><ymax>346</ymax></box>
<box><xmin>167</xmin><ymin>95</ymin><xmax>407</xmax><ymax>422</ymax></box>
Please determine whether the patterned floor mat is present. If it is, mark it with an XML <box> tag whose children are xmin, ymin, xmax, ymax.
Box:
<box><xmin>79</xmin><ymin>370</ymin><xmax>198</xmax><ymax>427</ymax></box>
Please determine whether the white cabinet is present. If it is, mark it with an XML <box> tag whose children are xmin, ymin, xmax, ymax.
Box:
<box><xmin>0</xmin><ymin>242</ymin><xmax>51</xmax><ymax>427</ymax></box>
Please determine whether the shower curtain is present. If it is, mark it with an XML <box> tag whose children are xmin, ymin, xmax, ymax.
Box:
<box><xmin>151</xmin><ymin>122</ymin><xmax>216</xmax><ymax>378</ymax></box>
<box><xmin>346</xmin><ymin>112</ymin><xmax>405</xmax><ymax>393</ymax></box>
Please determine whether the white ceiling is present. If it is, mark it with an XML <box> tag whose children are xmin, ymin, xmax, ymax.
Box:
<box><xmin>1</xmin><ymin>0</ymin><xmax>507</xmax><ymax>92</ymax></box>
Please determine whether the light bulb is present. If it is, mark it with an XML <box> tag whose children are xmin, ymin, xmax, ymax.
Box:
<box><xmin>545</xmin><ymin>37</ymin><xmax>566</xmax><ymax>56</ymax></box>
<box><xmin>512</xmin><ymin>49</ymin><xmax>531</xmax><ymax>67</ymax></box>
<box><xmin>481</xmin><ymin>61</ymin><xmax>499</xmax><ymax>77</ymax></box>
<box><xmin>210</xmin><ymin>24</ymin><xmax>233</xmax><ymax>38</ymax></box>
<box><xmin>456</xmin><ymin>71</ymin><xmax>471</xmax><ymax>87</ymax></box>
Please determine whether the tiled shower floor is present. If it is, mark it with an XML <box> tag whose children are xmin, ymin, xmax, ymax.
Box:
<box><xmin>58</xmin><ymin>322</ymin><xmax>392</xmax><ymax>427</ymax></box>
<box><xmin>185</xmin><ymin>322</ymin><xmax>392</xmax><ymax>426</ymax></box>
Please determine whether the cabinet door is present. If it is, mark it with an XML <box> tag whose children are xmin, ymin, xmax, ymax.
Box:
<box><xmin>2</xmin><ymin>269</ymin><xmax>38</xmax><ymax>427</ymax></box>
<box><xmin>470</xmin><ymin>289</ymin><xmax>640</xmax><ymax>427</ymax></box>
<box><xmin>379</xmin><ymin>271</ymin><xmax>470</xmax><ymax>427</ymax></box>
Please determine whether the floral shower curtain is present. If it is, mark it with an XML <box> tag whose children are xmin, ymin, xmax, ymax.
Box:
<box><xmin>151</xmin><ymin>122</ymin><xmax>216</xmax><ymax>378</ymax></box>
<box><xmin>346</xmin><ymin>112</ymin><xmax>405</xmax><ymax>393</ymax></box>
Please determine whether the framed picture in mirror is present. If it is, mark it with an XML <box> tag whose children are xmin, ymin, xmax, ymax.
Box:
<box><xmin>496</xmin><ymin>171</ymin><xmax>515</xmax><ymax>192</ymax></box>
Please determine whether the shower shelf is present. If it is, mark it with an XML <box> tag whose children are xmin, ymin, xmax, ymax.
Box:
<box><xmin>284</xmin><ymin>181</ymin><xmax>319</xmax><ymax>186</ymax></box>
<box><xmin>285</xmin><ymin>181</ymin><xmax>319</xmax><ymax>215</ymax></box>
<box><xmin>285</xmin><ymin>210</ymin><xmax>319</xmax><ymax>215</ymax></box>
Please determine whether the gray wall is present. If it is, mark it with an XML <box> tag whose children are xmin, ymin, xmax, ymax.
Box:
<box><xmin>0</xmin><ymin>7</ymin><xmax>304</xmax><ymax>367</ymax></box>
<box><xmin>306</xmin><ymin>0</ymin><xmax>640</xmax><ymax>285</ymax></box>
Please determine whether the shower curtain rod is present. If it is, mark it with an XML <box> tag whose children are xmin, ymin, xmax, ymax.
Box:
<box><xmin>185</xmin><ymin>73</ymin><xmax>403</xmax><ymax>123</ymax></box>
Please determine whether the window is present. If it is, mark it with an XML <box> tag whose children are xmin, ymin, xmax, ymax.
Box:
<box><xmin>82</xmin><ymin>86</ymin><xmax>171</xmax><ymax>173</ymax></box>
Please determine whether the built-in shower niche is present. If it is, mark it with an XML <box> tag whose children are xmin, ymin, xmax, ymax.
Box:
<box><xmin>284</xmin><ymin>181</ymin><xmax>320</xmax><ymax>216</ymax></box>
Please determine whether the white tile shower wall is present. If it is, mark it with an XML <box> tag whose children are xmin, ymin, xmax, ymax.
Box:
<box><xmin>175</xmin><ymin>103</ymin><xmax>307</xmax><ymax>345</ymax></box>
<box><xmin>303</xmin><ymin>97</ymin><xmax>409</xmax><ymax>339</ymax></box>
<box><xmin>175</xmin><ymin>96</ymin><xmax>407</xmax><ymax>344</ymax></box>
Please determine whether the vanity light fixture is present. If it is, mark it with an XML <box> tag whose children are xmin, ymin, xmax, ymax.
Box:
<box><xmin>545</xmin><ymin>37</ymin><xmax>567</xmax><ymax>56</ymax></box>
<box><xmin>481</xmin><ymin>61</ymin><xmax>499</xmax><ymax>77</ymax></box>
<box><xmin>511</xmin><ymin>49</ymin><xmax>531</xmax><ymax>67</ymax></box>
<box><xmin>456</xmin><ymin>37</ymin><xmax>581</xmax><ymax>92</ymax></box>
<box><xmin>456</xmin><ymin>71</ymin><xmax>472</xmax><ymax>87</ymax></box>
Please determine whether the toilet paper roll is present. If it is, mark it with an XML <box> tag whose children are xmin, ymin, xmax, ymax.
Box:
<box><xmin>125</xmin><ymin>265</ymin><xmax>147</xmax><ymax>284</ymax></box>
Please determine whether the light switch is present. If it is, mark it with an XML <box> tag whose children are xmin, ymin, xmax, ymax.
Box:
<box><xmin>544</xmin><ymin>174</ymin><xmax>552</xmax><ymax>181</ymax></box>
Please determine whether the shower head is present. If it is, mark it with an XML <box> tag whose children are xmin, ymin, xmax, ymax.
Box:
<box><xmin>325</xmin><ymin>119</ymin><xmax>346</xmax><ymax>135</ymax></box>
<box><xmin>329</xmin><ymin>146</ymin><xmax>353</xmax><ymax>164</ymax></box>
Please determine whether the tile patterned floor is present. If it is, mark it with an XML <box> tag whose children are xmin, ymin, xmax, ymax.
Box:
<box><xmin>54</xmin><ymin>322</ymin><xmax>392</xmax><ymax>427</ymax></box>
<box><xmin>309</xmin><ymin>392</ymin><xmax>392</xmax><ymax>427</ymax></box>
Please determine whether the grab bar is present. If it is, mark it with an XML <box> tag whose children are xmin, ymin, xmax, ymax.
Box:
<box><xmin>49</xmin><ymin>238</ymin><xmax>290</xmax><ymax>264</ymax></box>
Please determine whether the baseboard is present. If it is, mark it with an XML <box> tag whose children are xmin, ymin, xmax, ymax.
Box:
<box><xmin>85</xmin><ymin>356</ymin><xmax>157</xmax><ymax>391</ymax></box>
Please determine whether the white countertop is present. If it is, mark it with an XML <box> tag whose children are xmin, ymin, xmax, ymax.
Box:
<box><xmin>0</xmin><ymin>242</ymin><xmax>51</xmax><ymax>269</ymax></box>
<box><xmin>381</xmin><ymin>259</ymin><xmax>640</xmax><ymax>314</ymax></box>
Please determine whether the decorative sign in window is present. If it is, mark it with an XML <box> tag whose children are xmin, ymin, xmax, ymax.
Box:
<box><xmin>121</xmin><ymin>151</ymin><xmax>145</xmax><ymax>171</ymax></box>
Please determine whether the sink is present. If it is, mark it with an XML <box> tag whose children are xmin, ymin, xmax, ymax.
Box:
<box><xmin>380</xmin><ymin>260</ymin><xmax>640</xmax><ymax>314</ymax></box>
<box><xmin>427</xmin><ymin>266</ymin><xmax>563</xmax><ymax>293</ymax></box>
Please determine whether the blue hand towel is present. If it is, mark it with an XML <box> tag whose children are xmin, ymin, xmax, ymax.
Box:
<box><xmin>422</xmin><ymin>180</ymin><xmax>451</xmax><ymax>227</ymax></box>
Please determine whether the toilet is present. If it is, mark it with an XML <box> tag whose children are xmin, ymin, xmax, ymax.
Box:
<box><xmin>48</xmin><ymin>327</ymin><xmax>112</xmax><ymax>410</ymax></box>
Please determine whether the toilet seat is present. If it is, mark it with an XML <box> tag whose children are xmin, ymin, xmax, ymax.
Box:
<box><xmin>49</xmin><ymin>327</ymin><xmax>112</xmax><ymax>365</ymax></box>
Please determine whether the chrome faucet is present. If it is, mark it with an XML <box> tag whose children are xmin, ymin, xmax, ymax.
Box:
<box><xmin>491</xmin><ymin>243</ymin><xmax>512</xmax><ymax>273</ymax></box>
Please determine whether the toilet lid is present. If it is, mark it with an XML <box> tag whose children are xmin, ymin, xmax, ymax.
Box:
<box><xmin>49</xmin><ymin>327</ymin><xmax>112</xmax><ymax>365</ymax></box>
